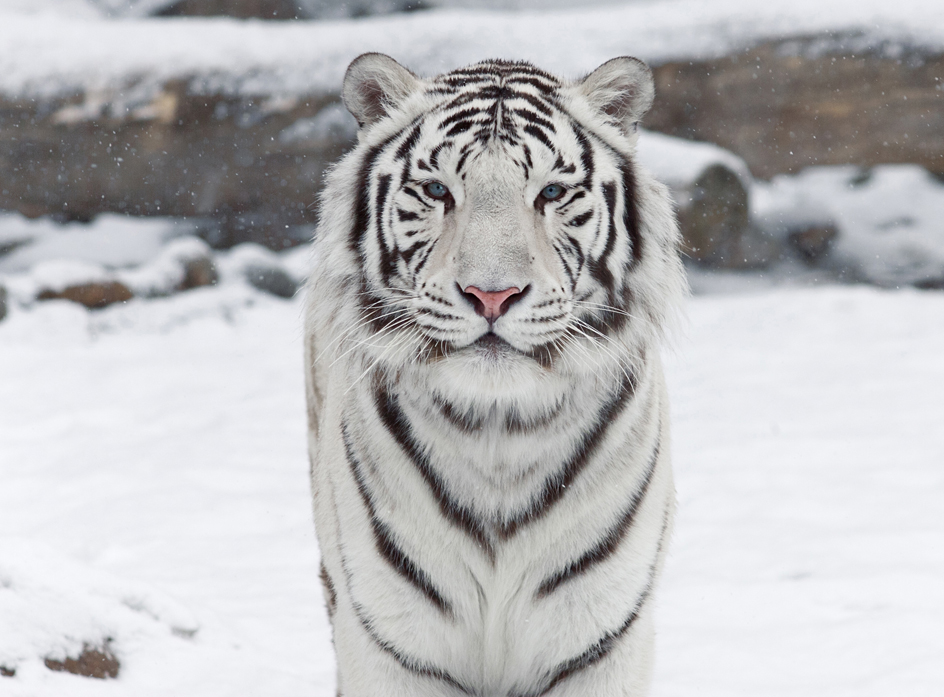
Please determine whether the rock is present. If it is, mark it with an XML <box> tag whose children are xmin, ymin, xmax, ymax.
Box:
<box><xmin>0</xmin><ymin>285</ymin><xmax>7</xmax><ymax>322</ymax></box>
<box><xmin>152</xmin><ymin>0</ymin><xmax>310</xmax><ymax>19</ymax></box>
<box><xmin>245</xmin><ymin>264</ymin><xmax>297</xmax><ymax>298</ymax></box>
<box><xmin>44</xmin><ymin>642</ymin><xmax>119</xmax><ymax>680</ymax></box>
<box><xmin>218</xmin><ymin>242</ymin><xmax>298</xmax><ymax>297</ymax></box>
<box><xmin>179</xmin><ymin>255</ymin><xmax>218</xmax><ymax>291</ymax></box>
<box><xmin>0</xmin><ymin>665</ymin><xmax>14</xmax><ymax>678</ymax></box>
<box><xmin>675</xmin><ymin>164</ymin><xmax>778</xmax><ymax>269</ymax></box>
<box><xmin>36</xmin><ymin>281</ymin><xmax>133</xmax><ymax>309</ymax></box>
<box><xmin>0</xmin><ymin>87</ymin><xmax>348</xmax><ymax>250</ymax></box>
<box><xmin>787</xmin><ymin>223</ymin><xmax>839</xmax><ymax>263</ymax></box>
<box><xmin>647</xmin><ymin>36</ymin><xmax>944</xmax><ymax>179</ymax></box>
<box><xmin>753</xmin><ymin>196</ymin><xmax>840</xmax><ymax>266</ymax></box>
<box><xmin>119</xmin><ymin>237</ymin><xmax>219</xmax><ymax>297</ymax></box>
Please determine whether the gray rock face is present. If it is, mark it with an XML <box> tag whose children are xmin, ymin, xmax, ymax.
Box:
<box><xmin>152</xmin><ymin>0</ymin><xmax>310</xmax><ymax>19</ymax></box>
<box><xmin>0</xmin><ymin>87</ymin><xmax>349</xmax><ymax>250</ymax></box>
<box><xmin>646</xmin><ymin>36</ymin><xmax>944</xmax><ymax>179</ymax></box>
<box><xmin>677</xmin><ymin>164</ymin><xmax>763</xmax><ymax>268</ymax></box>
<box><xmin>245</xmin><ymin>264</ymin><xmax>297</xmax><ymax>298</ymax></box>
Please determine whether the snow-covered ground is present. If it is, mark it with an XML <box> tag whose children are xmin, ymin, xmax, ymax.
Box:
<box><xmin>1</xmin><ymin>279</ymin><xmax>941</xmax><ymax>696</ymax></box>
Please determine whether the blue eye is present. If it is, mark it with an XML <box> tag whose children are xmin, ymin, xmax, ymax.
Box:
<box><xmin>424</xmin><ymin>181</ymin><xmax>449</xmax><ymax>199</ymax></box>
<box><xmin>540</xmin><ymin>183</ymin><xmax>565</xmax><ymax>201</ymax></box>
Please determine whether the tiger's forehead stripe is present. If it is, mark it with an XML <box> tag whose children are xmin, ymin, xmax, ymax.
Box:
<box><xmin>418</xmin><ymin>60</ymin><xmax>565</xmax><ymax>149</ymax></box>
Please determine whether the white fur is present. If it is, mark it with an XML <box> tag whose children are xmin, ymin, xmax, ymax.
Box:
<box><xmin>305</xmin><ymin>55</ymin><xmax>686</xmax><ymax>696</ymax></box>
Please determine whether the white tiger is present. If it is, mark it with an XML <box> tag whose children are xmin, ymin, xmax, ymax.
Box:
<box><xmin>304</xmin><ymin>53</ymin><xmax>686</xmax><ymax>697</ymax></box>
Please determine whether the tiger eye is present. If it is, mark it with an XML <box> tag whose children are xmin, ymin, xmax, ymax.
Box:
<box><xmin>424</xmin><ymin>181</ymin><xmax>449</xmax><ymax>199</ymax></box>
<box><xmin>540</xmin><ymin>184</ymin><xmax>565</xmax><ymax>201</ymax></box>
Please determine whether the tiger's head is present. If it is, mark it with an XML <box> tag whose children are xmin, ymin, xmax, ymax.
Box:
<box><xmin>311</xmin><ymin>54</ymin><xmax>684</xmax><ymax>393</ymax></box>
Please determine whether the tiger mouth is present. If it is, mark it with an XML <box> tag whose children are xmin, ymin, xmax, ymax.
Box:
<box><xmin>471</xmin><ymin>331</ymin><xmax>517</xmax><ymax>356</ymax></box>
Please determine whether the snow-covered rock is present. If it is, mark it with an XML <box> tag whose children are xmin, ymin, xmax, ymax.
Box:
<box><xmin>119</xmin><ymin>237</ymin><xmax>219</xmax><ymax>298</ymax></box>
<box><xmin>217</xmin><ymin>242</ymin><xmax>298</xmax><ymax>298</ymax></box>
<box><xmin>0</xmin><ymin>539</ymin><xmax>199</xmax><ymax>683</ymax></box>
<box><xmin>754</xmin><ymin>164</ymin><xmax>944</xmax><ymax>288</ymax></box>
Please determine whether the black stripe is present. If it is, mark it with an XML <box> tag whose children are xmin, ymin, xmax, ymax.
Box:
<box><xmin>399</xmin><ymin>239</ymin><xmax>429</xmax><ymax>265</ymax></box>
<box><xmin>375</xmin><ymin>174</ymin><xmax>395</xmax><ymax>286</ymax></box>
<box><xmin>348</xmin><ymin>142</ymin><xmax>387</xmax><ymax>256</ymax></box>
<box><xmin>446</xmin><ymin>119</ymin><xmax>480</xmax><ymax>138</ymax></box>
<box><xmin>438</xmin><ymin>107</ymin><xmax>482</xmax><ymax>130</ymax></box>
<box><xmin>498</xmin><ymin>370</ymin><xmax>637</xmax><ymax>538</ymax></box>
<box><xmin>429</xmin><ymin>142</ymin><xmax>447</xmax><ymax>169</ymax></box>
<box><xmin>433</xmin><ymin>393</ymin><xmax>486</xmax><ymax>434</ymax></box>
<box><xmin>509</xmin><ymin>90</ymin><xmax>555</xmax><ymax>116</ymax></box>
<box><xmin>553</xmin><ymin>243</ymin><xmax>576</xmax><ymax>291</ymax></box>
<box><xmin>518</xmin><ymin>591</ymin><xmax>648</xmax><ymax>697</ymax></box>
<box><xmin>620</xmin><ymin>160</ymin><xmax>643</xmax><ymax>267</ymax></box>
<box><xmin>503</xmin><ymin>400</ymin><xmax>564</xmax><ymax>434</ymax></box>
<box><xmin>331</xmin><ymin>494</ymin><xmax>473</xmax><ymax>695</ymax></box>
<box><xmin>397</xmin><ymin>208</ymin><xmax>420</xmax><ymax>222</ymax></box>
<box><xmin>573</xmin><ymin>127</ymin><xmax>595</xmax><ymax>189</ymax></box>
<box><xmin>513</xmin><ymin>108</ymin><xmax>556</xmax><ymax>133</ymax></box>
<box><xmin>565</xmin><ymin>234</ymin><xmax>586</xmax><ymax>281</ymax></box>
<box><xmin>515</xmin><ymin>507</ymin><xmax>671</xmax><ymax>697</ymax></box>
<box><xmin>394</xmin><ymin>122</ymin><xmax>423</xmax><ymax>162</ymax></box>
<box><xmin>568</xmin><ymin>211</ymin><xmax>593</xmax><ymax>228</ymax></box>
<box><xmin>536</xmin><ymin>432</ymin><xmax>661</xmax><ymax>598</ymax></box>
<box><xmin>374</xmin><ymin>383</ymin><xmax>495</xmax><ymax>560</ymax></box>
<box><xmin>412</xmin><ymin>244</ymin><xmax>435</xmax><ymax>279</ymax></box>
<box><xmin>456</xmin><ymin>147</ymin><xmax>472</xmax><ymax>175</ymax></box>
<box><xmin>319</xmin><ymin>562</ymin><xmax>337</xmax><ymax>619</ymax></box>
<box><xmin>588</xmin><ymin>181</ymin><xmax>618</xmax><ymax>292</ymax></box>
<box><xmin>350</xmin><ymin>599</ymin><xmax>472</xmax><ymax>694</ymax></box>
<box><xmin>402</xmin><ymin>186</ymin><xmax>432</xmax><ymax>207</ymax></box>
<box><xmin>342</xmin><ymin>424</ymin><xmax>453</xmax><ymax>615</ymax></box>
<box><xmin>523</xmin><ymin>123</ymin><xmax>556</xmax><ymax>152</ymax></box>
<box><xmin>417</xmin><ymin>307</ymin><xmax>462</xmax><ymax>322</ymax></box>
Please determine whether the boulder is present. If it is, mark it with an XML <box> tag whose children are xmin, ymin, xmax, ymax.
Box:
<box><xmin>786</xmin><ymin>223</ymin><xmax>839</xmax><ymax>263</ymax></box>
<box><xmin>245</xmin><ymin>264</ymin><xmax>297</xmax><ymax>298</ymax></box>
<box><xmin>36</xmin><ymin>281</ymin><xmax>133</xmax><ymax>309</ymax></box>
<box><xmin>179</xmin><ymin>255</ymin><xmax>218</xmax><ymax>291</ymax></box>
<box><xmin>44</xmin><ymin>642</ymin><xmax>119</xmax><ymax>680</ymax></box>
<box><xmin>218</xmin><ymin>242</ymin><xmax>298</xmax><ymax>298</ymax></box>
<box><xmin>119</xmin><ymin>237</ymin><xmax>219</xmax><ymax>297</ymax></box>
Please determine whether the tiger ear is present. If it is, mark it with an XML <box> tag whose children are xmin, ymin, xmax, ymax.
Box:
<box><xmin>575</xmin><ymin>57</ymin><xmax>654</xmax><ymax>134</ymax></box>
<box><xmin>342</xmin><ymin>53</ymin><xmax>421</xmax><ymax>129</ymax></box>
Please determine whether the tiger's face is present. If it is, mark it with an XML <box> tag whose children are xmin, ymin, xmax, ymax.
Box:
<box><xmin>322</xmin><ymin>55</ymin><xmax>681</xmax><ymax>385</ymax></box>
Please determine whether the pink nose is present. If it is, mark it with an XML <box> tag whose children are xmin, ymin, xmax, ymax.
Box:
<box><xmin>463</xmin><ymin>285</ymin><xmax>522</xmax><ymax>320</ymax></box>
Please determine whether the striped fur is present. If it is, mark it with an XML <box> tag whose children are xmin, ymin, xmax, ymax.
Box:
<box><xmin>304</xmin><ymin>54</ymin><xmax>686</xmax><ymax>696</ymax></box>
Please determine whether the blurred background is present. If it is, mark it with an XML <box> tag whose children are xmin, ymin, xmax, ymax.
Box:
<box><xmin>1</xmin><ymin>0</ymin><xmax>943</xmax><ymax>312</ymax></box>
<box><xmin>0</xmin><ymin>2</ymin><xmax>941</xmax><ymax>696</ymax></box>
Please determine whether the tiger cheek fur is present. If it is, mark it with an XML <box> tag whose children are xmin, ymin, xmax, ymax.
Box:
<box><xmin>304</xmin><ymin>53</ymin><xmax>686</xmax><ymax>697</ymax></box>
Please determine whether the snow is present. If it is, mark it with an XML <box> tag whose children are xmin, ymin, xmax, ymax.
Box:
<box><xmin>637</xmin><ymin>131</ymin><xmax>753</xmax><ymax>189</ymax></box>
<box><xmin>754</xmin><ymin>165</ymin><xmax>944</xmax><ymax>287</ymax></box>
<box><xmin>0</xmin><ymin>215</ymin><xmax>194</xmax><ymax>275</ymax></box>
<box><xmin>0</xmin><ymin>281</ymin><xmax>941</xmax><ymax>695</ymax></box>
<box><xmin>2</xmin><ymin>0</ymin><xmax>944</xmax><ymax>99</ymax></box>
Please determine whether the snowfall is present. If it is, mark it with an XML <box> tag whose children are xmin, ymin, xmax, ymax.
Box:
<box><xmin>2</xmin><ymin>0</ymin><xmax>944</xmax><ymax>695</ymax></box>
